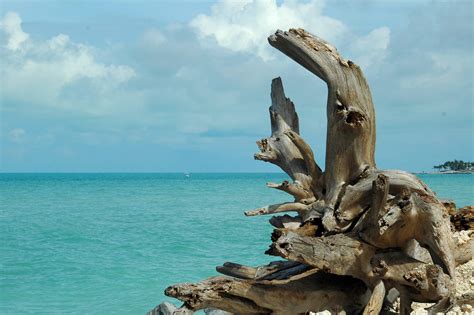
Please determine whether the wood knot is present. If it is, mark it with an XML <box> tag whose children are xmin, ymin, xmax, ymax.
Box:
<box><xmin>403</xmin><ymin>269</ymin><xmax>428</xmax><ymax>290</ymax></box>
<box><xmin>345</xmin><ymin>110</ymin><xmax>365</xmax><ymax>126</ymax></box>
<box><xmin>371</xmin><ymin>257</ymin><xmax>388</xmax><ymax>276</ymax></box>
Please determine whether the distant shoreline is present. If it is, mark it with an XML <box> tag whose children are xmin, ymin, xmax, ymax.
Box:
<box><xmin>416</xmin><ymin>171</ymin><xmax>474</xmax><ymax>175</ymax></box>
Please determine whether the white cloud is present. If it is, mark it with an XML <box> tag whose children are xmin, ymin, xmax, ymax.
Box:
<box><xmin>399</xmin><ymin>51</ymin><xmax>473</xmax><ymax>93</ymax></box>
<box><xmin>350</xmin><ymin>27</ymin><xmax>390</xmax><ymax>71</ymax></box>
<box><xmin>0</xmin><ymin>12</ymin><xmax>29</xmax><ymax>51</ymax></box>
<box><xmin>142</xmin><ymin>29</ymin><xmax>166</xmax><ymax>47</ymax></box>
<box><xmin>0</xmin><ymin>12</ymin><xmax>136</xmax><ymax>115</ymax></box>
<box><xmin>175</xmin><ymin>66</ymin><xmax>197</xmax><ymax>79</ymax></box>
<box><xmin>190</xmin><ymin>0</ymin><xmax>347</xmax><ymax>61</ymax></box>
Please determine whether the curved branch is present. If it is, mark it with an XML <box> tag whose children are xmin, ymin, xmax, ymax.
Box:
<box><xmin>244</xmin><ymin>202</ymin><xmax>309</xmax><ymax>217</ymax></box>
<box><xmin>266</xmin><ymin>180</ymin><xmax>314</xmax><ymax>202</ymax></box>
<box><xmin>337</xmin><ymin>170</ymin><xmax>432</xmax><ymax>224</ymax></box>
<box><xmin>268</xmin><ymin>29</ymin><xmax>376</xmax><ymax>207</ymax></box>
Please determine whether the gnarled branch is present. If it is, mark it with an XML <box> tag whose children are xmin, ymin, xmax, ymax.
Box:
<box><xmin>165</xmin><ymin>272</ymin><xmax>369</xmax><ymax>314</ymax></box>
<box><xmin>156</xmin><ymin>28</ymin><xmax>460</xmax><ymax>315</ymax></box>
<box><xmin>269</xmin><ymin>29</ymin><xmax>376</xmax><ymax>207</ymax></box>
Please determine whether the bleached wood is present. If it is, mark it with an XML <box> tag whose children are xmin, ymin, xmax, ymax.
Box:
<box><xmin>270</xmin><ymin>231</ymin><xmax>454</xmax><ymax>310</ymax></box>
<box><xmin>363</xmin><ymin>280</ymin><xmax>385</xmax><ymax>315</ymax></box>
<box><xmin>268</xmin><ymin>28</ymin><xmax>376</xmax><ymax>208</ymax></box>
<box><xmin>156</xmin><ymin>28</ymin><xmax>460</xmax><ymax>315</ymax></box>
<box><xmin>244</xmin><ymin>201</ymin><xmax>309</xmax><ymax>217</ymax></box>
<box><xmin>165</xmin><ymin>273</ymin><xmax>369</xmax><ymax>314</ymax></box>
<box><xmin>254</xmin><ymin>77</ymin><xmax>320</xmax><ymax>202</ymax></box>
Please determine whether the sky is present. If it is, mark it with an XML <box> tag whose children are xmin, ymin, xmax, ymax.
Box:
<box><xmin>0</xmin><ymin>0</ymin><xmax>472</xmax><ymax>172</ymax></box>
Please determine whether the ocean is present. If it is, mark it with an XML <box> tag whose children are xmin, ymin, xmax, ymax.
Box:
<box><xmin>0</xmin><ymin>173</ymin><xmax>472</xmax><ymax>314</ymax></box>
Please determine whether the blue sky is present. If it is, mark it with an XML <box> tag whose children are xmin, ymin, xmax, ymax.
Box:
<box><xmin>1</xmin><ymin>0</ymin><xmax>472</xmax><ymax>172</ymax></box>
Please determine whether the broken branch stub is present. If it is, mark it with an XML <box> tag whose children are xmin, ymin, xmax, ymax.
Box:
<box><xmin>254</xmin><ymin>77</ymin><xmax>322</xmax><ymax>204</ymax></box>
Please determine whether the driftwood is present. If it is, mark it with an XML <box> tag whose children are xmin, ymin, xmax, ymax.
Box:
<box><xmin>165</xmin><ymin>272</ymin><xmax>369</xmax><ymax>315</ymax></box>
<box><xmin>451</xmin><ymin>206</ymin><xmax>474</xmax><ymax>231</ymax></box>
<box><xmin>154</xmin><ymin>29</ymin><xmax>462</xmax><ymax>314</ymax></box>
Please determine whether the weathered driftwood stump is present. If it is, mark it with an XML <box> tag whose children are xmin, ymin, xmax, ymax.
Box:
<box><xmin>158</xmin><ymin>29</ymin><xmax>457</xmax><ymax>314</ymax></box>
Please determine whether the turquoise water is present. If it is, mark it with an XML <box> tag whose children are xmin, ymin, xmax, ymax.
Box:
<box><xmin>1</xmin><ymin>173</ymin><xmax>472</xmax><ymax>314</ymax></box>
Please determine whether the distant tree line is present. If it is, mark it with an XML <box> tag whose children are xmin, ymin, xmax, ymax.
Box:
<box><xmin>433</xmin><ymin>160</ymin><xmax>474</xmax><ymax>171</ymax></box>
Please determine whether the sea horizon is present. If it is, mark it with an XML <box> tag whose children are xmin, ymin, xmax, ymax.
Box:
<box><xmin>2</xmin><ymin>170</ymin><xmax>472</xmax><ymax>174</ymax></box>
